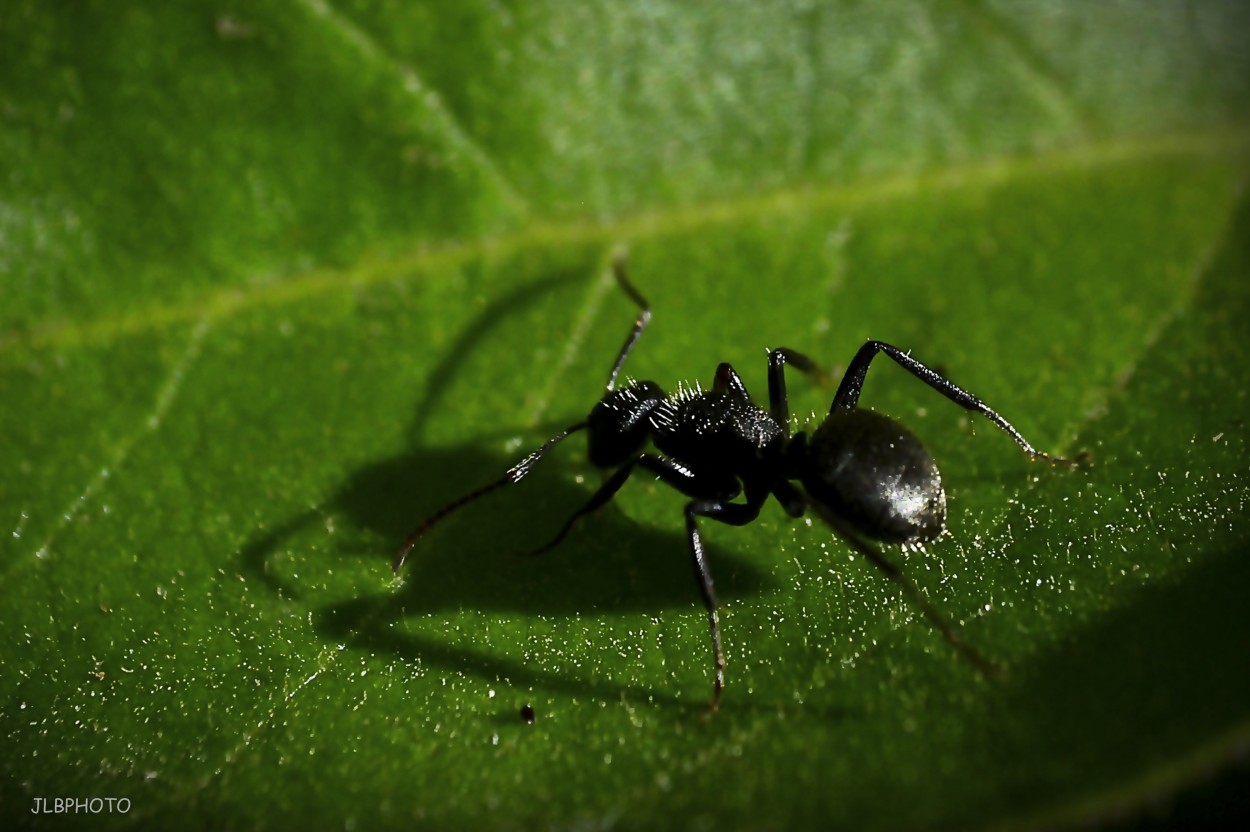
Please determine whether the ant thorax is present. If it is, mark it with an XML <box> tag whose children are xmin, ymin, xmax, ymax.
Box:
<box><xmin>647</xmin><ymin>378</ymin><xmax>786</xmax><ymax>471</ymax></box>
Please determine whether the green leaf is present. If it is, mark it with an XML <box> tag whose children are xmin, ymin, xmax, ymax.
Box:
<box><xmin>3</xmin><ymin>2</ymin><xmax>1249</xmax><ymax>829</ymax></box>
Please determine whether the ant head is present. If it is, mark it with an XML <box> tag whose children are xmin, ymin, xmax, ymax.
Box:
<box><xmin>587</xmin><ymin>381</ymin><xmax>665</xmax><ymax>468</ymax></box>
<box><xmin>790</xmin><ymin>407</ymin><xmax>946</xmax><ymax>545</ymax></box>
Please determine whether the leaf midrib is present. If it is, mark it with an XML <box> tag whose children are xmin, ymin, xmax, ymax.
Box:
<box><xmin>5</xmin><ymin>125</ymin><xmax>1247</xmax><ymax>356</ymax></box>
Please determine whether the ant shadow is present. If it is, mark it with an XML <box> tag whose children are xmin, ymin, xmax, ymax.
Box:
<box><xmin>240</xmin><ymin>268</ymin><xmax>776</xmax><ymax>710</ymax></box>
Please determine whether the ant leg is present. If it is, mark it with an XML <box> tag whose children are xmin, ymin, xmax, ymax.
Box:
<box><xmin>527</xmin><ymin>454</ymin><xmax>738</xmax><ymax>556</ymax></box>
<box><xmin>525</xmin><ymin>459</ymin><xmax>639</xmax><ymax>557</ymax></box>
<box><xmin>684</xmin><ymin>493</ymin><xmax>767</xmax><ymax>713</ymax></box>
<box><xmin>393</xmin><ymin>421</ymin><xmax>587</xmax><ymax>572</ymax></box>
<box><xmin>772</xmin><ymin>479</ymin><xmax>807</xmax><ymax>518</ymax></box>
<box><xmin>712</xmin><ymin>363</ymin><xmax>750</xmax><ymax>399</ymax></box>
<box><xmin>809</xmin><ymin>500</ymin><xmax>1003</xmax><ymax>679</ymax></box>
<box><xmin>767</xmin><ymin>348</ymin><xmax>829</xmax><ymax>434</ymax></box>
<box><xmin>604</xmin><ymin>255</ymin><xmax>652</xmax><ymax>393</ymax></box>
<box><xmin>831</xmin><ymin>340</ymin><xmax>1068</xmax><ymax>463</ymax></box>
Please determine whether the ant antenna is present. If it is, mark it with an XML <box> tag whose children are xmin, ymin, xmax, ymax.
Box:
<box><xmin>392</xmin><ymin>421</ymin><xmax>588</xmax><ymax>573</ymax></box>
<box><xmin>394</xmin><ymin>254</ymin><xmax>650</xmax><ymax>574</ymax></box>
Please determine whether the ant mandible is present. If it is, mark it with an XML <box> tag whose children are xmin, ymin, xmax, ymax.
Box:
<box><xmin>394</xmin><ymin>256</ymin><xmax>1072</xmax><ymax>712</ymax></box>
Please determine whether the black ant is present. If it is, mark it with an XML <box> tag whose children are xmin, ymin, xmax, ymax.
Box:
<box><xmin>394</xmin><ymin>257</ymin><xmax>1073</xmax><ymax>711</ymax></box>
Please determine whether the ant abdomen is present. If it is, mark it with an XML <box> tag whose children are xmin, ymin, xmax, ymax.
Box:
<box><xmin>799</xmin><ymin>408</ymin><xmax>946</xmax><ymax>545</ymax></box>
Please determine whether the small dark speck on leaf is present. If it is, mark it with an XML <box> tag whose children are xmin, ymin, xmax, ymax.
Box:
<box><xmin>520</xmin><ymin>704</ymin><xmax>535</xmax><ymax>724</ymax></box>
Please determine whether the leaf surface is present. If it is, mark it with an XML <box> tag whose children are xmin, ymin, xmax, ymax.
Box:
<box><xmin>2</xmin><ymin>2</ymin><xmax>1249</xmax><ymax>829</ymax></box>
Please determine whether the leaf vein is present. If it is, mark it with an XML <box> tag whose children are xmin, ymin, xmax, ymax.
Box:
<box><xmin>294</xmin><ymin>0</ymin><xmax>529</xmax><ymax>215</ymax></box>
<box><xmin>27</xmin><ymin>317</ymin><xmax>213</xmax><ymax>564</ymax></box>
